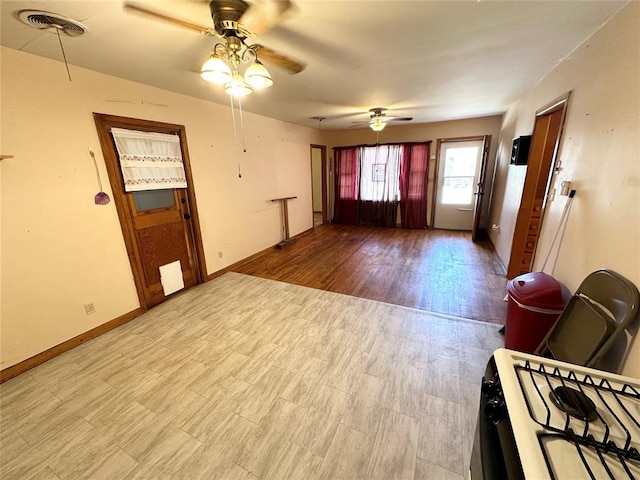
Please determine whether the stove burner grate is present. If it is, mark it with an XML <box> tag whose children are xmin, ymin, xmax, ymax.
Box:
<box><xmin>515</xmin><ymin>360</ymin><xmax>640</xmax><ymax>478</ymax></box>
<box><xmin>538</xmin><ymin>432</ymin><xmax>640</xmax><ymax>480</ymax></box>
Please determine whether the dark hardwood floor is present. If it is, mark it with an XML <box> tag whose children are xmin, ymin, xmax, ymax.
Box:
<box><xmin>229</xmin><ymin>224</ymin><xmax>508</xmax><ymax>325</ymax></box>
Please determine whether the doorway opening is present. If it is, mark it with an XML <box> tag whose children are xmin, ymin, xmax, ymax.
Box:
<box><xmin>432</xmin><ymin>136</ymin><xmax>490</xmax><ymax>239</ymax></box>
<box><xmin>507</xmin><ymin>92</ymin><xmax>570</xmax><ymax>279</ymax></box>
<box><xmin>94</xmin><ymin>113</ymin><xmax>207</xmax><ymax>311</ymax></box>
<box><xmin>310</xmin><ymin>144</ymin><xmax>328</xmax><ymax>228</ymax></box>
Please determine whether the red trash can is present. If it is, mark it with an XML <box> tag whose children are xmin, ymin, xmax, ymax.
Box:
<box><xmin>505</xmin><ymin>272</ymin><xmax>566</xmax><ymax>353</ymax></box>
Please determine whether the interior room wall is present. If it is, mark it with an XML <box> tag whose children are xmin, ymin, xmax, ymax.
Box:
<box><xmin>0</xmin><ymin>150</ymin><xmax>3</xmax><ymax>339</ymax></box>
<box><xmin>488</xmin><ymin>2</ymin><xmax>640</xmax><ymax>377</ymax></box>
<box><xmin>0</xmin><ymin>46</ymin><xmax>321</xmax><ymax>370</ymax></box>
<box><xmin>322</xmin><ymin>115</ymin><xmax>504</xmax><ymax>228</ymax></box>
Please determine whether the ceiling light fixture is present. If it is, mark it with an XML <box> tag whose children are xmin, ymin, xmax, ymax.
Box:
<box><xmin>224</xmin><ymin>71</ymin><xmax>253</xmax><ymax>97</ymax></box>
<box><xmin>370</xmin><ymin>116</ymin><xmax>388</xmax><ymax>132</ymax></box>
<box><xmin>201</xmin><ymin>36</ymin><xmax>272</xmax><ymax>98</ymax></box>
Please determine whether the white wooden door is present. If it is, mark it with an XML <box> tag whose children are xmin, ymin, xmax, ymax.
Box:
<box><xmin>434</xmin><ymin>140</ymin><xmax>484</xmax><ymax>230</ymax></box>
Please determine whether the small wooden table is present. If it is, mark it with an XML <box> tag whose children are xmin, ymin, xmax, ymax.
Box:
<box><xmin>271</xmin><ymin>196</ymin><xmax>297</xmax><ymax>248</ymax></box>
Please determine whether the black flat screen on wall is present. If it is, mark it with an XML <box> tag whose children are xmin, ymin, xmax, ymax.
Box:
<box><xmin>510</xmin><ymin>136</ymin><xmax>532</xmax><ymax>165</ymax></box>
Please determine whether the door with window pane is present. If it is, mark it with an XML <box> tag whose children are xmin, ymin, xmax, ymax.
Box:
<box><xmin>434</xmin><ymin>140</ymin><xmax>484</xmax><ymax>230</ymax></box>
<box><xmin>94</xmin><ymin>114</ymin><xmax>204</xmax><ymax>311</ymax></box>
<box><xmin>127</xmin><ymin>188</ymin><xmax>199</xmax><ymax>307</ymax></box>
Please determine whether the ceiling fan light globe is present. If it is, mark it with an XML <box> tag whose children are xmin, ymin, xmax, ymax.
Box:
<box><xmin>370</xmin><ymin>118</ymin><xmax>387</xmax><ymax>132</ymax></box>
<box><xmin>225</xmin><ymin>73</ymin><xmax>253</xmax><ymax>97</ymax></box>
<box><xmin>244</xmin><ymin>61</ymin><xmax>273</xmax><ymax>89</ymax></box>
<box><xmin>201</xmin><ymin>56</ymin><xmax>232</xmax><ymax>84</ymax></box>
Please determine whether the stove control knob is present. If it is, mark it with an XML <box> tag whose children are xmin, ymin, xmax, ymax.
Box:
<box><xmin>481</xmin><ymin>378</ymin><xmax>501</xmax><ymax>397</ymax></box>
<box><xmin>485</xmin><ymin>398</ymin><xmax>506</xmax><ymax>424</ymax></box>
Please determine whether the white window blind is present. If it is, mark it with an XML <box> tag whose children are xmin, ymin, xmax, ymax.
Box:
<box><xmin>111</xmin><ymin>128</ymin><xmax>187</xmax><ymax>192</ymax></box>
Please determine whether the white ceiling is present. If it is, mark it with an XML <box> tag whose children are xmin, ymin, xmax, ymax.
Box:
<box><xmin>0</xmin><ymin>0</ymin><xmax>627</xmax><ymax>129</ymax></box>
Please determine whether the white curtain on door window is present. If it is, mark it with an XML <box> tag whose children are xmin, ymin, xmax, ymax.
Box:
<box><xmin>111</xmin><ymin>128</ymin><xmax>187</xmax><ymax>192</ymax></box>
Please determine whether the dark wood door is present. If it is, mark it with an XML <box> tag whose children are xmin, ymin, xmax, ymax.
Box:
<box><xmin>507</xmin><ymin>94</ymin><xmax>569</xmax><ymax>278</ymax></box>
<box><xmin>94</xmin><ymin>114</ymin><xmax>206</xmax><ymax>310</ymax></box>
<box><xmin>471</xmin><ymin>135</ymin><xmax>491</xmax><ymax>241</ymax></box>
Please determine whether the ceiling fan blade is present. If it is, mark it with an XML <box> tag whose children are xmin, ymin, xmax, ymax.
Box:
<box><xmin>239</xmin><ymin>0</ymin><xmax>293</xmax><ymax>36</ymax></box>
<box><xmin>388</xmin><ymin>117</ymin><xmax>413</xmax><ymax>122</ymax></box>
<box><xmin>124</xmin><ymin>2</ymin><xmax>217</xmax><ymax>37</ymax></box>
<box><xmin>252</xmin><ymin>44</ymin><xmax>305</xmax><ymax>74</ymax></box>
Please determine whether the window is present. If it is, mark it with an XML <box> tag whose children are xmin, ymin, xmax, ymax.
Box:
<box><xmin>132</xmin><ymin>189</ymin><xmax>176</xmax><ymax>212</ymax></box>
<box><xmin>333</xmin><ymin>141</ymin><xmax>431</xmax><ymax>228</ymax></box>
<box><xmin>359</xmin><ymin>145</ymin><xmax>401</xmax><ymax>201</ymax></box>
<box><xmin>441</xmin><ymin>146</ymin><xmax>479</xmax><ymax>205</ymax></box>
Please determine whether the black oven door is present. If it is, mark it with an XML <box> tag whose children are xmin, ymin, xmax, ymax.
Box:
<box><xmin>470</xmin><ymin>357</ymin><xmax>525</xmax><ymax>480</ymax></box>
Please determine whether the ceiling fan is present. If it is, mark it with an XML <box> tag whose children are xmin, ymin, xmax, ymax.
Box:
<box><xmin>124</xmin><ymin>0</ymin><xmax>305</xmax><ymax>97</ymax></box>
<box><xmin>352</xmin><ymin>108</ymin><xmax>413</xmax><ymax>132</ymax></box>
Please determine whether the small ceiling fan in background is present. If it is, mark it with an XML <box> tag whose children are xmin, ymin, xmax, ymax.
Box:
<box><xmin>351</xmin><ymin>108</ymin><xmax>413</xmax><ymax>131</ymax></box>
<box><xmin>124</xmin><ymin>0</ymin><xmax>305</xmax><ymax>97</ymax></box>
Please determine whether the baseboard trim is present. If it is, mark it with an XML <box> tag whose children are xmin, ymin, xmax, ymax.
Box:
<box><xmin>3</xmin><ymin>227</ymin><xmax>319</xmax><ymax>381</ymax></box>
<box><xmin>297</xmin><ymin>227</ymin><xmax>315</xmax><ymax>238</ymax></box>
<box><xmin>207</xmin><ymin>227</ymin><xmax>315</xmax><ymax>281</ymax></box>
<box><xmin>0</xmin><ymin>308</ymin><xmax>143</xmax><ymax>383</ymax></box>
<box><xmin>207</xmin><ymin>246</ymin><xmax>273</xmax><ymax>281</ymax></box>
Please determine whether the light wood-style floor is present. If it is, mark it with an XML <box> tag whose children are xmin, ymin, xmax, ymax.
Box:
<box><xmin>230</xmin><ymin>225</ymin><xmax>508</xmax><ymax>325</ymax></box>
<box><xmin>1</xmin><ymin>273</ymin><xmax>504</xmax><ymax>480</ymax></box>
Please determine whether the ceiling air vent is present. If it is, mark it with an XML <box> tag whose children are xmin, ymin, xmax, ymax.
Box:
<box><xmin>18</xmin><ymin>10</ymin><xmax>87</xmax><ymax>37</ymax></box>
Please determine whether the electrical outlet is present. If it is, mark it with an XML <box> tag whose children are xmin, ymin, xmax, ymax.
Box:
<box><xmin>84</xmin><ymin>303</ymin><xmax>96</xmax><ymax>315</ymax></box>
<box><xmin>218</xmin><ymin>251</ymin><xmax>223</xmax><ymax>258</ymax></box>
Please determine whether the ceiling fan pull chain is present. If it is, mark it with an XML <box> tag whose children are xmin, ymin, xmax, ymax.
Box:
<box><xmin>229</xmin><ymin>94</ymin><xmax>238</xmax><ymax>142</ymax></box>
<box><xmin>229</xmin><ymin>95</ymin><xmax>242</xmax><ymax>178</ymax></box>
<box><xmin>229</xmin><ymin>95</ymin><xmax>243</xmax><ymax>178</ymax></box>
<box><xmin>238</xmin><ymin>97</ymin><xmax>245</xmax><ymax>128</ymax></box>
<box><xmin>238</xmin><ymin>97</ymin><xmax>248</xmax><ymax>153</ymax></box>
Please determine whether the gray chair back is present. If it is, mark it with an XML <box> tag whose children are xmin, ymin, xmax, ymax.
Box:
<box><xmin>535</xmin><ymin>269</ymin><xmax>640</xmax><ymax>370</ymax></box>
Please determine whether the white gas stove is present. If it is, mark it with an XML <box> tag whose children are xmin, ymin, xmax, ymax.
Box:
<box><xmin>471</xmin><ymin>348</ymin><xmax>640</xmax><ymax>479</ymax></box>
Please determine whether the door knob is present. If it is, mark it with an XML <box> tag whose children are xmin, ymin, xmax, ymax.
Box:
<box><xmin>183</xmin><ymin>213</ymin><xmax>191</xmax><ymax>220</ymax></box>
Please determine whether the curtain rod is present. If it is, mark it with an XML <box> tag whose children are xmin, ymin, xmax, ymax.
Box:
<box><xmin>333</xmin><ymin>140</ymin><xmax>432</xmax><ymax>150</ymax></box>
<box><xmin>108</xmin><ymin>127</ymin><xmax>181</xmax><ymax>135</ymax></box>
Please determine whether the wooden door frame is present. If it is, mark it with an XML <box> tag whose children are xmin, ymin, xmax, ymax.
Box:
<box><xmin>431</xmin><ymin>136</ymin><xmax>488</xmax><ymax>230</ymax></box>
<box><xmin>506</xmin><ymin>92</ymin><xmax>571</xmax><ymax>278</ymax></box>
<box><xmin>310</xmin><ymin>144</ymin><xmax>328</xmax><ymax>225</ymax></box>
<box><xmin>93</xmin><ymin>113</ymin><xmax>207</xmax><ymax>312</ymax></box>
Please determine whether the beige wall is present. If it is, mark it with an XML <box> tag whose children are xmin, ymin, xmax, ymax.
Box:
<box><xmin>488</xmin><ymin>2</ymin><xmax>640</xmax><ymax>377</ymax></box>
<box><xmin>0</xmin><ymin>47</ymin><xmax>321</xmax><ymax>369</ymax></box>
<box><xmin>322</xmin><ymin>116</ymin><xmax>504</xmax><ymax>227</ymax></box>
